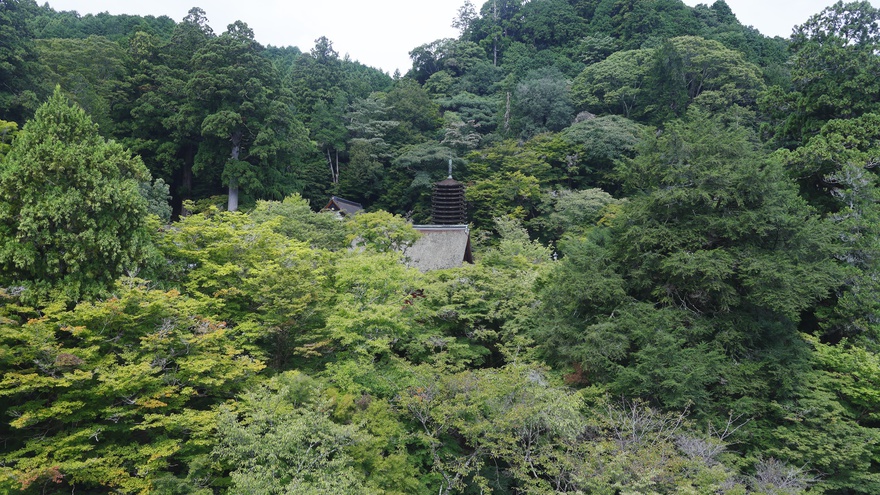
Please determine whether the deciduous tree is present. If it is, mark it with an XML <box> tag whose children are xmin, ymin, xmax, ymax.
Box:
<box><xmin>779</xmin><ymin>1</ymin><xmax>880</xmax><ymax>141</ymax></box>
<box><xmin>0</xmin><ymin>281</ymin><xmax>265</xmax><ymax>493</ymax></box>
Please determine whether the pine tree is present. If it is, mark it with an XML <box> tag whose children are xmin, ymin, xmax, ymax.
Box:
<box><xmin>0</xmin><ymin>87</ymin><xmax>152</xmax><ymax>303</ymax></box>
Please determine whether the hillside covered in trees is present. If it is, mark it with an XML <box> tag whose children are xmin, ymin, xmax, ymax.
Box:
<box><xmin>2</xmin><ymin>0</ymin><xmax>880</xmax><ymax>493</ymax></box>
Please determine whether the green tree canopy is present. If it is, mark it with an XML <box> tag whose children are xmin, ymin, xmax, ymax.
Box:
<box><xmin>572</xmin><ymin>48</ymin><xmax>655</xmax><ymax>119</ymax></box>
<box><xmin>189</xmin><ymin>21</ymin><xmax>312</xmax><ymax>211</ymax></box>
<box><xmin>646</xmin><ymin>35</ymin><xmax>764</xmax><ymax>120</ymax></box>
<box><xmin>533</xmin><ymin>109</ymin><xmax>843</xmax><ymax>417</ymax></box>
<box><xmin>0</xmin><ymin>119</ymin><xmax>18</xmax><ymax>159</ymax></box>
<box><xmin>614</xmin><ymin>109</ymin><xmax>839</xmax><ymax>318</ymax></box>
<box><xmin>510</xmin><ymin>67</ymin><xmax>575</xmax><ymax>137</ymax></box>
<box><xmin>35</xmin><ymin>36</ymin><xmax>127</xmax><ymax>134</ymax></box>
<box><xmin>0</xmin><ymin>0</ymin><xmax>44</xmax><ymax>123</ymax></box>
<box><xmin>777</xmin><ymin>1</ymin><xmax>880</xmax><ymax>142</ymax></box>
<box><xmin>0</xmin><ymin>87</ymin><xmax>152</xmax><ymax>303</ymax></box>
<box><xmin>558</xmin><ymin>114</ymin><xmax>643</xmax><ymax>191</ymax></box>
<box><xmin>781</xmin><ymin>113</ymin><xmax>880</xmax><ymax>342</ymax></box>
<box><xmin>0</xmin><ymin>281</ymin><xmax>265</xmax><ymax>493</ymax></box>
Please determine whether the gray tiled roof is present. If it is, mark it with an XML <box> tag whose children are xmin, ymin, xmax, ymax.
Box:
<box><xmin>404</xmin><ymin>225</ymin><xmax>473</xmax><ymax>271</ymax></box>
<box><xmin>324</xmin><ymin>196</ymin><xmax>364</xmax><ymax>216</ymax></box>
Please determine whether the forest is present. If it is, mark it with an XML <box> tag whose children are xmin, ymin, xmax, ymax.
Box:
<box><xmin>1</xmin><ymin>0</ymin><xmax>880</xmax><ymax>493</ymax></box>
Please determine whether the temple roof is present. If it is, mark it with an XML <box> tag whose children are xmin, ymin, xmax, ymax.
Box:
<box><xmin>404</xmin><ymin>225</ymin><xmax>474</xmax><ymax>272</ymax></box>
<box><xmin>323</xmin><ymin>196</ymin><xmax>364</xmax><ymax>216</ymax></box>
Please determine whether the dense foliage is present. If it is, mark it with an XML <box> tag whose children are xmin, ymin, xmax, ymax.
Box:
<box><xmin>2</xmin><ymin>0</ymin><xmax>880</xmax><ymax>493</ymax></box>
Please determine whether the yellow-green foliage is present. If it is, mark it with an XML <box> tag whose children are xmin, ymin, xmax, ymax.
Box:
<box><xmin>0</xmin><ymin>281</ymin><xmax>264</xmax><ymax>493</ymax></box>
<box><xmin>160</xmin><ymin>207</ymin><xmax>332</xmax><ymax>368</ymax></box>
<box><xmin>0</xmin><ymin>120</ymin><xmax>17</xmax><ymax>160</ymax></box>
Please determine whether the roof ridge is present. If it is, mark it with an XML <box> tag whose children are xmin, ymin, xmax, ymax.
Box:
<box><xmin>330</xmin><ymin>196</ymin><xmax>364</xmax><ymax>207</ymax></box>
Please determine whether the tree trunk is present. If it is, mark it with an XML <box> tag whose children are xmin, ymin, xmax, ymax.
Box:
<box><xmin>181</xmin><ymin>145</ymin><xmax>194</xmax><ymax>216</ymax></box>
<box><xmin>228</xmin><ymin>132</ymin><xmax>242</xmax><ymax>212</ymax></box>
<box><xmin>182</xmin><ymin>145</ymin><xmax>194</xmax><ymax>197</ymax></box>
<box><xmin>327</xmin><ymin>148</ymin><xmax>339</xmax><ymax>184</ymax></box>
<box><xmin>493</xmin><ymin>0</ymin><xmax>498</xmax><ymax>66</ymax></box>
<box><xmin>504</xmin><ymin>91</ymin><xmax>511</xmax><ymax>134</ymax></box>
<box><xmin>228</xmin><ymin>179</ymin><xmax>239</xmax><ymax>212</ymax></box>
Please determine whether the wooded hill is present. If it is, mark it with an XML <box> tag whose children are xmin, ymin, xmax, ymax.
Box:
<box><xmin>2</xmin><ymin>0</ymin><xmax>880</xmax><ymax>493</ymax></box>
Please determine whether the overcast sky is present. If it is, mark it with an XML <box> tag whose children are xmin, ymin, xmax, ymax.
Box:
<box><xmin>43</xmin><ymin>0</ymin><xmax>870</xmax><ymax>74</ymax></box>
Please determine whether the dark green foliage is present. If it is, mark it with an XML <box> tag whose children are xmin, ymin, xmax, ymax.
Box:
<box><xmin>573</xmin><ymin>36</ymin><xmax>764</xmax><ymax>123</ymax></box>
<box><xmin>3</xmin><ymin>1</ymin><xmax>879</xmax><ymax>493</ymax></box>
<box><xmin>188</xmin><ymin>21</ymin><xmax>313</xmax><ymax>210</ymax></box>
<box><xmin>533</xmin><ymin>109</ymin><xmax>843</xmax><ymax>431</ymax></box>
<box><xmin>29</xmin><ymin>6</ymin><xmax>176</xmax><ymax>41</ymax></box>
<box><xmin>614</xmin><ymin>110</ymin><xmax>839</xmax><ymax>319</ymax></box>
<box><xmin>571</xmin><ymin>48</ymin><xmax>655</xmax><ymax>119</ymax></box>
<box><xmin>285</xmin><ymin>37</ymin><xmax>393</xmax><ymax>199</ymax></box>
<box><xmin>385</xmin><ymin>78</ymin><xmax>442</xmax><ymax>143</ymax></box>
<box><xmin>453</xmin><ymin>59</ymin><xmax>503</xmax><ymax>95</ymax></box>
<box><xmin>394</xmin><ymin>142</ymin><xmax>455</xmax><ymax>184</ymax></box>
<box><xmin>408</xmin><ymin>38</ymin><xmax>489</xmax><ymax>83</ymax></box>
<box><xmin>517</xmin><ymin>0</ymin><xmax>587</xmax><ymax>50</ymax></box>
<box><xmin>437</xmin><ymin>92</ymin><xmax>499</xmax><ymax>133</ymax></box>
<box><xmin>558</xmin><ymin>114</ymin><xmax>642</xmax><ymax>190</ymax></box>
<box><xmin>288</xmin><ymin>36</ymin><xmax>347</xmax><ymax>116</ymax></box>
<box><xmin>509</xmin><ymin>67</ymin><xmax>575</xmax><ymax>137</ymax></box>
<box><xmin>694</xmin><ymin>1</ymin><xmax>789</xmax><ymax>81</ymax></box>
<box><xmin>467</xmin><ymin>0</ymin><xmax>527</xmax><ymax>66</ymax></box>
<box><xmin>531</xmin><ymin>233</ymin><xmax>629</xmax><ymax>381</ymax></box>
<box><xmin>35</xmin><ymin>36</ymin><xmax>127</xmax><ymax>133</ymax></box>
<box><xmin>0</xmin><ymin>0</ymin><xmax>44</xmax><ymax>123</ymax></box>
<box><xmin>587</xmin><ymin>0</ymin><xmax>703</xmax><ymax>49</ymax></box>
<box><xmin>781</xmin><ymin>114</ymin><xmax>880</xmax><ymax>343</ymax></box>
<box><xmin>113</xmin><ymin>10</ymin><xmax>215</xmax><ymax>213</ymax></box>
<box><xmin>767</xmin><ymin>1</ymin><xmax>880</xmax><ymax>144</ymax></box>
<box><xmin>289</xmin><ymin>36</ymin><xmax>391</xmax><ymax>123</ymax></box>
<box><xmin>645</xmin><ymin>35</ymin><xmax>764</xmax><ymax>121</ymax></box>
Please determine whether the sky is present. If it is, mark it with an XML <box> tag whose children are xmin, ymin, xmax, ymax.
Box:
<box><xmin>43</xmin><ymin>0</ymin><xmax>873</xmax><ymax>75</ymax></box>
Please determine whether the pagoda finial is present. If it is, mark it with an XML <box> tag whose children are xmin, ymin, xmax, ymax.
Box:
<box><xmin>448</xmin><ymin>158</ymin><xmax>453</xmax><ymax>179</ymax></box>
